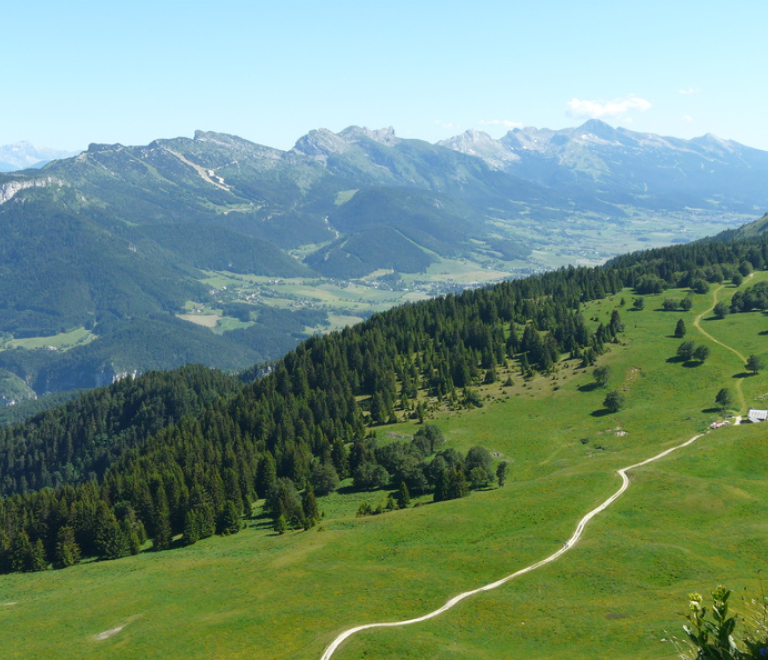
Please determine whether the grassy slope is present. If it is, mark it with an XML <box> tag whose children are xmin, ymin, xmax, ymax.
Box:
<box><xmin>1</xmin><ymin>275</ymin><xmax>767</xmax><ymax>659</ymax></box>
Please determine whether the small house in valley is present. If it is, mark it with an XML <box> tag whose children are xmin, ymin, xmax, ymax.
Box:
<box><xmin>747</xmin><ymin>409</ymin><xmax>768</xmax><ymax>423</ymax></box>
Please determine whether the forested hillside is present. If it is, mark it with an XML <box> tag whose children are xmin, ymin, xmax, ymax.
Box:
<box><xmin>1</xmin><ymin>231</ymin><xmax>766</xmax><ymax>573</ymax></box>
<box><xmin>0</xmin><ymin>365</ymin><xmax>242</xmax><ymax>496</ymax></box>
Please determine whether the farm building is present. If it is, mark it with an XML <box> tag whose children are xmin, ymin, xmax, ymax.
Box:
<box><xmin>747</xmin><ymin>409</ymin><xmax>768</xmax><ymax>423</ymax></box>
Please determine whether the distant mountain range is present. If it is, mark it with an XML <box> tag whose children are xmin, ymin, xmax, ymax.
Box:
<box><xmin>0</xmin><ymin>121</ymin><xmax>766</xmax><ymax>396</ymax></box>
<box><xmin>0</xmin><ymin>141</ymin><xmax>79</xmax><ymax>172</ymax></box>
<box><xmin>439</xmin><ymin>119</ymin><xmax>768</xmax><ymax>213</ymax></box>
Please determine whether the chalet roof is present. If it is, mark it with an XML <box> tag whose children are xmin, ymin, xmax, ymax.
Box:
<box><xmin>747</xmin><ymin>409</ymin><xmax>768</xmax><ymax>423</ymax></box>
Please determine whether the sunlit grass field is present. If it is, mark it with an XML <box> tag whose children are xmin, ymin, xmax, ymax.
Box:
<box><xmin>2</xmin><ymin>326</ymin><xmax>96</xmax><ymax>352</ymax></box>
<box><xmin>1</xmin><ymin>275</ymin><xmax>767</xmax><ymax>659</ymax></box>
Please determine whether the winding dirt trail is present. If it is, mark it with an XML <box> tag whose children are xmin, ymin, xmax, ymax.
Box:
<box><xmin>693</xmin><ymin>280</ymin><xmax>750</xmax><ymax>412</ymax></box>
<box><xmin>320</xmin><ymin>433</ymin><xmax>706</xmax><ymax>660</ymax></box>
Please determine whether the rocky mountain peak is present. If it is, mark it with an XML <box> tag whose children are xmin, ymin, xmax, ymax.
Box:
<box><xmin>438</xmin><ymin>130</ymin><xmax>520</xmax><ymax>169</ymax></box>
<box><xmin>338</xmin><ymin>126</ymin><xmax>398</xmax><ymax>146</ymax></box>
<box><xmin>192</xmin><ymin>130</ymin><xmax>250</xmax><ymax>148</ymax></box>
<box><xmin>443</xmin><ymin>129</ymin><xmax>494</xmax><ymax>146</ymax></box>
<box><xmin>499</xmin><ymin>126</ymin><xmax>558</xmax><ymax>151</ymax></box>
<box><xmin>291</xmin><ymin>128</ymin><xmax>351</xmax><ymax>161</ymax></box>
<box><xmin>691</xmin><ymin>133</ymin><xmax>738</xmax><ymax>152</ymax></box>
<box><xmin>577</xmin><ymin>118</ymin><xmax>619</xmax><ymax>140</ymax></box>
<box><xmin>87</xmin><ymin>142</ymin><xmax>125</xmax><ymax>153</ymax></box>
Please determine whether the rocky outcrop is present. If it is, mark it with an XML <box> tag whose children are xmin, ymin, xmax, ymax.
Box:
<box><xmin>438</xmin><ymin>129</ymin><xmax>520</xmax><ymax>170</ymax></box>
<box><xmin>0</xmin><ymin>177</ymin><xmax>63</xmax><ymax>204</ymax></box>
<box><xmin>292</xmin><ymin>128</ymin><xmax>352</xmax><ymax>161</ymax></box>
<box><xmin>292</xmin><ymin>126</ymin><xmax>399</xmax><ymax>163</ymax></box>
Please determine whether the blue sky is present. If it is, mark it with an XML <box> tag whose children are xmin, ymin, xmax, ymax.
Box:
<box><xmin>3</xmin><ymin>0</ymin><xmax>768</xmax><ymax>152</ymax></box>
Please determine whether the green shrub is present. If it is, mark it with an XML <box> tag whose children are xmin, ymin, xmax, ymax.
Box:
<box><xmin>678</xmin><ymin>586</ymin><xmax>768</xmax><ymax>659</ymax></box>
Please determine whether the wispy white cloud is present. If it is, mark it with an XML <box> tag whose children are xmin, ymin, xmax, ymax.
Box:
<box><xmin>478</xmin><ymin>119</ymin><xmax>523</xmax><ymax>129</ymax></box>
<box><xmin>434</xmin><ymin>120</ymin><xmax>460</xmax><ymax>131</ymax></box>
<box><xmin>678</xmin><ymin>87</ymin><xmax>701</xmax><ymax>95</ymax></box>
<box><xmin>565</xmin><ymin>94</ymin><xmax>652</xmax><ymax>120</ymax></box>
<box><xmin>682</xmin><ymin>114</ymin><xmax>693</xmax><ymax>123</ymax></box>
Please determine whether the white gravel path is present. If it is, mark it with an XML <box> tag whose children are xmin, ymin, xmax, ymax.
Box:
<box><xmin>320</xmin><ymin>432</ymin><xmax>706</xmax><ymax>660</ymax></box>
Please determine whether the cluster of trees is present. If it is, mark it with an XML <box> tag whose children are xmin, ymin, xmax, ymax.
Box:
<box><xmin>266</xmin><ymin>478</ymin><xmax>319</xmax><ymax>534</ymax></box>
<box><xmin>731</xmin><ymin>281</ymin><xmax>768</xmax><ymax>313</ymax></box>
<box><xmin>676</xmin><ymin>340</ymin><xmax>711</xmax><ymax>364</ymax></box>
<box><xmin>662</xmin><ymin>296</ymin><xmax>693</xmax><ymax>312</ymax></box>
<box><xmin>591</xmin><ymin>365</ymin><xmax>626</xmax><ymax>413</ymax></box>
<box><xmin>608</xmin><ymin>238</ymin><xmax>768</xmax><ymax>294</ymax></box>
<box><xmin>1</xmin><ymin>233</ymin><xmax>767</xmax><ymax>573</ymax></box>
<box><xmin>354</xmin><ymin>434</ymin><xmax>509</xmax><ymax>516</ymax></box>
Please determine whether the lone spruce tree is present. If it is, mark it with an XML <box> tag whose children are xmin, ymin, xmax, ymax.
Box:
<box><xmin>604</xmin><ymin>390</ymin><xmax>626</xmax><ymax>413</ymax></box>
<box><xmin>496</xmin><ymin>461</ymin><xmax>509</xmax><ymax>487</ymax></box>
<box><xmin>217</xmin><ymin>500</ymin><xmax>241</xmax><ymax>535</ymax></box>
<box><xmin>593</xmin><ymin>365</ymin><xmax>611</xmax><ymax>387</ymax></box>
<box><xmin>746</xmin><ymin>354</ymin><xmax>764</xmax><ymax>374</ymax></box>
<box><xmin>715</xmin><ymin>388</ymin><xmax>733</xmax><ymax>412</ymax></box>
<box><xmin>693</xmin><ymin>345</ymin><xmax>710</xmax><ymax>363</ymax></box>
<box><xmin>677</xmin><ymin>340</ymin><xmax>696</xmax><ymax>361</ymax></box>
<box><xmin>302</xmin><ymin>485</ymin><xmax>319</xmax><ymax>528</ymax></box>
<box><xmin>448</xmin><ymin>466</ymin><xmax>469</xmax><ymax>499</ymax></box>
<box><xmin>713</xmin><ymin>302</ymin><xmax>729</xmax><ymax>319</ymax></box>
<box><xmin>182</xmin><ymin>510</ymin><xmax>201</xmax><ymax>546</ymax></box>
<box><xmin>55</xmin><ymin>526</ymin><xmax>81</xmax><ymax>568</ymax></box>
<box><xmin>396</xmin><ymin>481</ymin><xmax>411</xmax><ymax>509</ymax></box>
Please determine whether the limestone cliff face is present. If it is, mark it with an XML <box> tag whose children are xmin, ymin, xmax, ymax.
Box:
<box><xmin>0</xmin><ymin>177</ymin><xmax>62</xmax><ymax>204</ymax></box>
<box><xmin>338</xmin><ymin>126</ymin><xmax>398</xmax><ymax>146</ymax></box>
<box><xmin>438</xmin><ymin>130</ymin><xmax>520</xmax><ymax>170</ymax></box>
<box><xmin>291</xmin><ymin>126</ymin><xmax>399</xmax><ymax>162</ymax></box>
<box><xmin>291</xmin><ymin>128</ymin><xmax>352</xmax><ymax>161</ymax></box>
